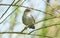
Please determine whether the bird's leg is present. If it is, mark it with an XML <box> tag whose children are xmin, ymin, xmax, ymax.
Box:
<box><xmin>20</xmin><ymin>27</ymin><xmax>27</xmax><ymax>33</ymax></box>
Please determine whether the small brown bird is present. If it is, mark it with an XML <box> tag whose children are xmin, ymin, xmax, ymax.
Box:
<box><xmin>22</xmin><ymin>9</ymin><xmax>35</xmax><ymax>29</ymax></box>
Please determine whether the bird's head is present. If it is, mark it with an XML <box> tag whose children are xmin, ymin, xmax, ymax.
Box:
<box><xmin>24</xmin><ymin>9</ymin><xmax>31</xmax><ymax>14</ymax></box>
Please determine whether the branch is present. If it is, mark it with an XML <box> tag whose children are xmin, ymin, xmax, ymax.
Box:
<box><xmin>0</xmin><ymin>32</ymin><xmax>53</xmax><ymax>38</ymax></box>
<box><xmin>28</xmin><ymin>23</ymin><xmax>60</xmax><ymax>34</ymax></box>
<box><xmin>35</xmin><ymin>16</ymin><xmax>60</xmax><ymax>24</ymax></box>
<box><xmin>0</xmin><ymin>4</ymin><xmax>57</xmax><ymax>18</ymax></box>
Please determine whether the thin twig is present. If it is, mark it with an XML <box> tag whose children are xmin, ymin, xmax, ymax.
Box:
<box><xmin>28</xmin><ymin>23</ymin><xmax>60</xmax><ymax>34</ymax></box>
<box><xmin>0</xmin><ymin>0</ymin><xmax>26</xmax><ymax>24</ymax></box>
<box><xmin>35</xmin><ymin>16</ymin><xmax>60</xmax><ymax>24</ymax></box>
<box><xmin>0</xmin><ymin>0</ymin><xmax>15</xmax><ymax>19</ymax></box>
<box><xmin>0</xmin><ymin>4</ymin><xmax>56</xmax><ymax>18</ymax></box>
<box><xmin>14</xmin><ymin>0</ymin><xmax>21</xmax><ymax>5</ymax></box>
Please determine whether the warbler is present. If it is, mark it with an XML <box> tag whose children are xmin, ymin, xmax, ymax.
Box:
<box><xmin>22</xmin><ymin>9</ymin><xmax>35</xmax><ymax>29</ymax></box>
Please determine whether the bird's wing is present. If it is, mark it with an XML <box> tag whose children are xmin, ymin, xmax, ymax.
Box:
<box><xmin>30</xmin><ymin>14</ymin><xmax>35</xmax><ymax>24</ymax></box>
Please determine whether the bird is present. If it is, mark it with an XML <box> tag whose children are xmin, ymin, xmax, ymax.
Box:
<box><xmin>22</xmin><ymin>8</ymin><xmax>35</xmax><ymax>29</ymax></box>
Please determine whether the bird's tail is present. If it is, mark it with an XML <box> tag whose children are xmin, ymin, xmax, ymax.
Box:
<box><xmin>28</xmin><ymin>25</ymin><xmax>35</xmax><ymax>29</ymax></box>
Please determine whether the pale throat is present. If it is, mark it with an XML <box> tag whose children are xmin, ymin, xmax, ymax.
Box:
<box><xmin>26</xmin><ymin>12</ymin><xmax>32</xmax><ymax>17</ymax></box>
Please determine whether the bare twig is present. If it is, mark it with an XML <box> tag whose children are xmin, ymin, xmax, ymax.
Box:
<box><xmin>28</xmin><ymin>23</ymin><xmax>60</xmax><ymax>34</ymax></box>
<box><xmin>0</xmin><ymin>0</ymin><xmax>15</xmax><ymax>19</ymax></box>
<box><xmin>14</xmin><ymin>0</ymin><xmax>20</xmax><ymax>5</ymax></box>
<box><xmin>0</xmin><ymin>4</ymin><xmax>17</xmax><ymax>6</ymax></box>
<box><xmin>0</xmin><ymin>4</ymin><xmax>56</xmax><ymax>18</ymax></box>
<box><xmin>0</xmin><ymin>0</ymin><xmax>26</xmax><ymax>24</ymax></box>
<box><xmin>35</xmin><ymin>16</ymin><xmax>60</xmax><ymax>24</ymax></box>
